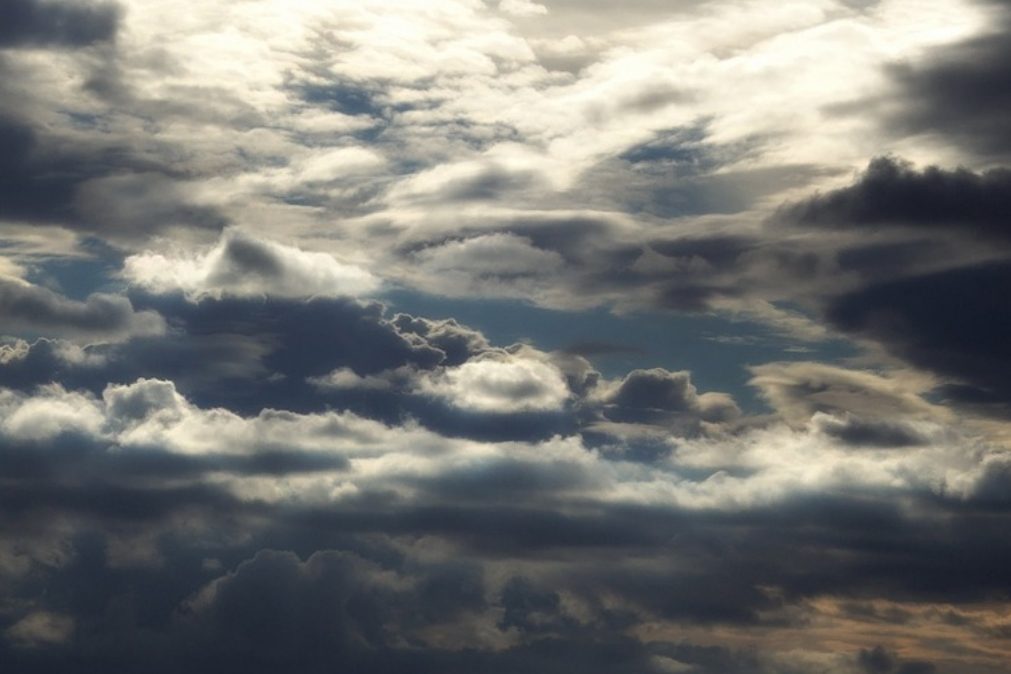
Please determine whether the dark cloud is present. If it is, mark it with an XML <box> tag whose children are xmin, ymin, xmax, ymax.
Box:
<box><xmin>834</xmin><ymin>240</ymin><xmax>945</xmax><ymax>282</ymax></box>
<box><xmin>858</xmin><ymin>646</ymin><xmax>936</xmax><ymax>674</ymax></box>
<box><xmin>885</xmin><ymin>5</ymin><xmax>1011</xmax><ymax>158</ymax></box>
<box><xmin>827</xmin><ymin>261</ymin><xmax>1011</xmax><ymax>410</ymax></box>
<box><xmin>0</xmin><ymin>278</ymin><xmax>164</xmax><ymax>342</ymax></box>
<box><xmin>601</xmin><ymin>368</ymin><xmax>740</xmax><ymax>426</ymax></box>
<box><xmin>0</xmin><ymin>0</ymin><xmax>119</xmax><ymax>48</ymax></box>
<box><xmin>812</xmin><ymin>414</ymin><xmax>926</xmax><ymax>448</ymax></box>
<box><xmin>0</xmin><ymin>114</ymin><xmax>226</xmax><ymax>241</ymax></box>
<box><xmin>778</xmin><ymin>156</ymin><xmax>1011</xmax><ymax>241</ymax></box>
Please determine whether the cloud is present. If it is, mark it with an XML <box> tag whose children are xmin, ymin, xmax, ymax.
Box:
<box><xmin>0</xmin><ymin>0</ymin><xmax>119</xmax><ymax>48</ymax></box>
<box><xmin>826</xmin><ymin>262</ymin><xmax>1011</xmax><ymax>412</ymax></box>
<box><xmin>0</xmin><ymin>276</ymin><xmax>165</xmax><ymax>343</ymax></box>
<box><xmin>419</xmin><ymin>350</ymin><xmax>571</xmax><ymax>413</ymax></box>
<box><xmin>4</xmin><ymin>1</ymin><xmax>1011</xmax><ymax>672</ymax></box>
<box><xmin>885</xmin><ymin>3</ymin><xmax>1011</xmax><ymax>158</ymax></box>
<box><xmin>499</xmin><ymin>0</ymin><xmax>549</xmax><ymax>18</ymax></box>
<box><xmin>777</xmin><ymin>156</ymin><xmax>1011</xmax><ymax>240</ymax></box>
<box><xmin>748</xmin><ymin>361</ymin><xmax>944</xmax><ymax>425</ymax></box>
<box><xmin>5</xmin><ymin>611</ymin><xmax>74</xmax><ymax>648</ymax></box>
<box><xmin>124</xmin><ymin>229</ymin><xmax>380</xmax><ymax>300</ymax></box>
<box><xmin>597</xmin><ymin>368</ymin><xmax>741</xmax><ymax>427</ymax></box>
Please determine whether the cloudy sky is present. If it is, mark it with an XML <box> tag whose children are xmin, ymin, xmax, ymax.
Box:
<box><xmin>2</xmin><ymin>0</ymin><xmax>1011</xmax><ymax>671</ymax></box>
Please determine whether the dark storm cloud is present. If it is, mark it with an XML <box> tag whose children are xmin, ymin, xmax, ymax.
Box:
<box><xmin>778</xmin><ymin>156</ymin><xmax>1011</xmax><ymax>240</ymax></box>
<box><xmin>834</xmin><ymin>239</ymin><xmax>946</xmax><ymax>281</ymax></box>
<box><xmin>827</xmin><ymin>261</ymin><xmax>1011</xmax><ymax>409</ymax></box>
<box><xmin>885</xmin><ymin>3</ymin><xmax>1011</xmax><ymax>158</ymax></box>
<box><xmin>4</xmin><ymin>492</ymin><xmax>1009</xmax><ymax>671</ymax></box>
<box><xmin>0</xmin><ymin>534</ymin><xmax>777</xmax><ymax>674</ymax></box>
<box><xmin>0</xmin><ymin>0</ymin><xmax>119</xmax><ymax>48</ymax></box>
<box><xmin>858</xmin><ymin>647</ymin><xmax>936</xmax><ymax>674</ymax></box>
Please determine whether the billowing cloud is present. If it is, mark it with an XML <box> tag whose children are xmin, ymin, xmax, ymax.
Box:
<box><xmin>419</xmin><ymin>350</ymin><xmax>571</xmax><ymax>413</ymax></box>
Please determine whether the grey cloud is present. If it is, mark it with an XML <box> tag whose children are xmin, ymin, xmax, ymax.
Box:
<box><xmin>391</xmin><ymin>314</ymin><xmax>491</xmax><ymax>366</ymax></box>
<box><xmin>885</xmin><ymin>6</ymin><xmax>1011</xmax><ymax>159</ymax></box>
<box><xmin>811</xmin><ymin>414</ymin><xmax>928</xmax><ymax>448</ymax></box>
<box><xmin>123</xmin><ymin>229</ymin><xmax>379</xmax><ymax>299</ymax></box>
<box><xmin>777</xmin><ymin>156</ymin><xmax>1011</xmax><ymax>241</ymax></box>
<box><xmin>0</xmin><ymin>0</ymin><xmax>119</xmax><ymax>48</ymax></box>
<box><xmin>827</xmin><ymin>262</ymin><xmax>1011</xmax><ymax>412</ymax></box>
<box><xmin>600</xmin><ymin>368</ymin><xmax>740</xmax><ymax>426</ymax></box>
<box><xmin>0</xmin><ymin>278</ymin><xmax>164</xmax><ymax>343</ymax></box>
<box><xmin>0</xmin><ymin>114</ymin><xmax>225</xmax><ymax>243</ymax></box>
<box><xmin>749</xmin><ymin>361</ymin><xmax>940</xmax><ymax>425</ymax></box>
<box><xmin>858</xmin><ymin>646</ymin><xmax>936</xmax><ymax>674</ymax></box>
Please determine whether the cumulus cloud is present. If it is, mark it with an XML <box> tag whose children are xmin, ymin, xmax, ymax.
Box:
<box><xmin>123</xmin><ymin>229</ymin><xmax>380</xmax><ymax>300</ymax></box>
<box><xmin>419</xmin><ymin>350</ymin><xmax>571</xmax><ymax>413</ymax></box>
<box><xmin>596</xmin><ymin>367</ymin><xmax>741</xmax><ymax>429</ymax></box>
<box><xmin>4</xmin><ymin>0</ymin><xmax>1011</xmax><ymax>671</ymax></box>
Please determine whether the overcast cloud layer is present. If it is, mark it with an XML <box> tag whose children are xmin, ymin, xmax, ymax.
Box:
<box><xmin>2</xmin><ymin>1</ymin><xmax>1011</xmax><ymax>672</ymax></box>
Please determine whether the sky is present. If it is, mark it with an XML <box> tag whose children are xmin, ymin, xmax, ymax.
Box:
<box><xmin>1</xmin><ymin>0</ymin><xmax>1010</xmax><ymax>672</ymax></box>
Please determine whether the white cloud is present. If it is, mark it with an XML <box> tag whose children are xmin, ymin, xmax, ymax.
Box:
<box><xmin>419</xmin><ymin>351</ymin><xmax>571</xmax><ymax>413</ymax></box>
<box><xmin>0</xmin><ymin>385</ymin><xmax>106</xmax><ymax>442</ymax></box>
<box><xmin>123</xmin><ymin>228</ymin><xmax>380</xmax><ymax>299</ymax></box>
<box><xmin>0</xmin><ymin>374</ymin><xmax>1000</xmax><ymax>514</ymax></box>
<box><xmin>499</xmin><ymin>0</ymin><xmax>548</xmax><ymax>18</ymax></box>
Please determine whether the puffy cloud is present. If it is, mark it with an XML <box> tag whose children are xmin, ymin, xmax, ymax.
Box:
<box><xmin>596</xmin><ymin>368</ymin><xmax>741</xmax><ymax>428</ymax></box>
<box><xmin>0</xmin><ymin>384</ymin><xmax>105</xmax><ymax>441</ymax></box>
<box><xmin>420</xmin><ymin>350</ymin><xmax>571</xmax><ymax>413</ymax></box>
<box><xmin>4</xmin><ymin>0</ymin><xmax>1011</xmax><ymax>671</ymax></box>
<box><xmin>123</xmin><ymin>229</ymin><xmax>380</xmax><ymax>300</ymax></box>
